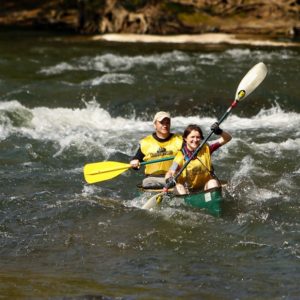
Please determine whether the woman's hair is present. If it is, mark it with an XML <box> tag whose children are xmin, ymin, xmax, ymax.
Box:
<box><xmin>183</xmin><ymin>124</ymin><xmax>204</xmax><ymax>140</ymax></box>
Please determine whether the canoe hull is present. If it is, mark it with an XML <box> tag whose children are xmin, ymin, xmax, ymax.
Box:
<box><xmin>183</xmin><ymin>187</ymin><xmax>223</xmax><ymax>217</ymax></box>
<box><xmin>140</xmin><ymin>187</ymin><xmax>223</xmax><ymax>217</ymax></box>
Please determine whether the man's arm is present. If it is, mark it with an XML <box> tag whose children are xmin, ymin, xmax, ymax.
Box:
<box><xmin>130</xmin><ymin>146</ymin><xmax>144</xmax><ymax>169</ymax></box>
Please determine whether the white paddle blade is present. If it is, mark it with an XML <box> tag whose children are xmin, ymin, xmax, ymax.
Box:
<box><xmin>235</xmin><ymin>62</ymin><xmax>268</xmax><ymax>101</ymax></box>
<box><xmin>142</xmin><ymin>192</ymin><xmax>164</xmax><ymax>210</ymax></box>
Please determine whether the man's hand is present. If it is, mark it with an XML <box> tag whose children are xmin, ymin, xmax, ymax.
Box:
<box><xmin>130</xmin><ymin>159</ymin><xmax>140</xmax><ymax>169</ymax></box>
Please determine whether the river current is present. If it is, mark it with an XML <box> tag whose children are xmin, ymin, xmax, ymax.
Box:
<box><xmin>0</xmin><ymin>30</ymin><xmax>299</xmax><ymax>299</ymax></box>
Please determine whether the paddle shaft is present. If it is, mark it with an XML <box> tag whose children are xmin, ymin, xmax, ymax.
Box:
<box><xmin>141</xmin><ymin>156</ymin><xmax>174</xmax><ymax>166</ymax></box>
<box><xmin>173</xmin><ymin>100</ymin><xmax>239</xmax><ymax>182</ymax></box>
<box><xmin>88</xmin><ymin>156</ymin><xmax>175</xmax><ymax>176</ymax></box>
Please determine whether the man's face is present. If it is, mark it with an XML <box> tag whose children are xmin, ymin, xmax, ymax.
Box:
<box><xmin>155</xmin><ymin>118</ymin><xmax>170</xmax><ymax>137</ymax></box>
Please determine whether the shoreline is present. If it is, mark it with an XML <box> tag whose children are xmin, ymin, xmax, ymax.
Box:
<box><xmin>92</xmin><ymin>33</ymin><xmax>300</xmax><ymax>47</ymax></box>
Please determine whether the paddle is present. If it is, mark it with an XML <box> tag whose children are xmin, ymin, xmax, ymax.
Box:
<box><xmin>142</xmin><ymin>62</ymin><xmax>268</xmax><ymax>210</ymax></box>
<box><xmin>84</xmin><ymin>156</ymin><xmax>175</xmax><ymax>184</ymax></box>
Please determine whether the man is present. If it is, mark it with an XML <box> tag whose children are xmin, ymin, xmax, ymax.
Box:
<box><xmin>130</xmin><ymin>111</ymin><xmax>183</xmax><ymax>189</ymax></box>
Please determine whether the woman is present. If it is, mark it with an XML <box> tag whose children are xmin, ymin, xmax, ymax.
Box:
<box><xmin>165</xmin><ymin>123</ymin><xmax>232</xmax><ymax>194</ymax></box>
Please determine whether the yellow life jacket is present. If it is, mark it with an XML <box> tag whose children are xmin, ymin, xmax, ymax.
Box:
<box><xmin>140</xmin><ymin>134</ymin><xmax>183</xmax><ymax>175</ymax></box>
<box><xmin>174</xmin><ymin>144</ymin><xmax>212</xmax><ymax>190</ymax></box>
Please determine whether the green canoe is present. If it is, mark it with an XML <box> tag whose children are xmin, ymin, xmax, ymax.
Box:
<box><xmin>182</xmin><ymin>187</ymin><xmax>223</xmax><ymax>217</ymax></box>
<box><xmin>140</xmin><ymin>187</ymin><xmax>223</xmax><ymax>217</ymax></box>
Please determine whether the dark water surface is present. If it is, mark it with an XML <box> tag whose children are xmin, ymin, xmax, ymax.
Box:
<box><xmin>0</xmin><ymin>30</ymin><xmax>299</xmax><ymax>299</ymax></box>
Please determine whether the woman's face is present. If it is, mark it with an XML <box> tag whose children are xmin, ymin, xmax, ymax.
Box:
<box><xmin>185</xmin><ymin>130</ymin><xmax>201</xmax><ymax>150</ymax></box>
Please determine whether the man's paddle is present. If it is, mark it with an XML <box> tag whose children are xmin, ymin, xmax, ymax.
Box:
<box><xmin>142</xmin><ymin>62</ymin><xmax>268</xmax><ymax>210</ymax></box>
<box><xmin>84</xmin><ymin>156</ymin><xmax>175</xmax><ymax>184</ymax></box>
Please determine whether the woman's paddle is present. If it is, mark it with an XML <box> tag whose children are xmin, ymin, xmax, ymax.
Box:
<box><xmin>142</xmin><ymin>62</ymin><xmax>268</xmax><ymax>210</ymax></box>
<box><xmin>84</xmin><ymin>156</ymin><xmax>174</xmax><ymax>184</ymax></box>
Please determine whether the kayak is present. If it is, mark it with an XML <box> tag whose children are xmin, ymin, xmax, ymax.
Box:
<box><xmin>139</xmin><ymin>186</ymin><xmax>223</xmax><ymax>217</ymax></box>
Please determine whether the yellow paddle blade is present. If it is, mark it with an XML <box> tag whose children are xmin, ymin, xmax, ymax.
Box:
<box><xmin>84</xmin><ymin>161</ymin><xmax>131</xmax><ymax>184</ymax></box>
<box><xmin>142</xmin><ymin>192</ymin><xmax>165</xmax><ymax>210</ymax></box>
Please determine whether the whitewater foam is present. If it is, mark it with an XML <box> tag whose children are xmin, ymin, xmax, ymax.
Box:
<box><xmin>1</xmin><ymin>100</ymin><xmax>299</xmax><ymax>159</ymax></box>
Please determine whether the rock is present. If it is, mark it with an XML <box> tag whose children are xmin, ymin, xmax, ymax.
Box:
<box><xmin>0</xmin><ymin>0</ymin><xmax>299</xmax><ymax>38</ymax></box>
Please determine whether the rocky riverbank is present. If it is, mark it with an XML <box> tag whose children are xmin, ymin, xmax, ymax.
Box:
<box><xmin>1</xmin><ymin>0</ymin><xmax>300</xmax><ymax>39</ymax></box>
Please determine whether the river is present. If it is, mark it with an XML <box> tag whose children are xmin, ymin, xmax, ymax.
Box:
<box><xmin>0</xmin><ymin>29</ymin><xmax>299</xmax><ymax>299</ymax></box>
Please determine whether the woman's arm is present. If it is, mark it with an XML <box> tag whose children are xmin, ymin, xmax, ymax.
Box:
<box><xmin>218</xmin><ymin>130</ymin><xmax>232</xmax><ymax>146</ymax></box>
<box><xmin>165</xmin><ymin>163</ymin><xmax>177</xmax><ymax>180</ymax></box>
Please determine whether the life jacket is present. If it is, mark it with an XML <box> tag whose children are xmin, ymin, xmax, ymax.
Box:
<box><xmin>140</xmin><ymin>134</ymin><xmax>183</xmax><ymax>175</ymax></box>
<box><xmin>175</xmin><ymin>143</ymin><xmax>213</xmax><ymax>190</ymax></box>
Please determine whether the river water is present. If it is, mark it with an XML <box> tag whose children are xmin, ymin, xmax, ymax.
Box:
<box><xmin>0</xmin><ymin>30</ymin><xmax>299</xmax><ymax>299</ymax></box>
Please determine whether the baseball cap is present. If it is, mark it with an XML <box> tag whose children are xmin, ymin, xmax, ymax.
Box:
<box><xmin>153</xmin><ymin>111</ymin><xmax>171</xmax><ymax>124</ymax></box>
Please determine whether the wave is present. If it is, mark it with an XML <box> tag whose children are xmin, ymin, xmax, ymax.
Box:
<box><xmin>0</xmin><ymin>100</ymin><xmax>299</xmax><ymax>157</ymax></box>
<box><xmin>39</xmin><ymin>51</ymin><xmax>191</xmax><ymax>75</ymax></box>
<box><xmin>38</xmin><ymin>48</ymin><xmax>300</xmax><ymax>77</ymax></box>
<box><xmin>81</xmin><ymin>73</ymin><xmax>135</xmax><ymax>86</ymax></box>
<box><xmin>226</xmin><ymin>104</ymin><xmax>300</xmax><ymax>133</ymax></box>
